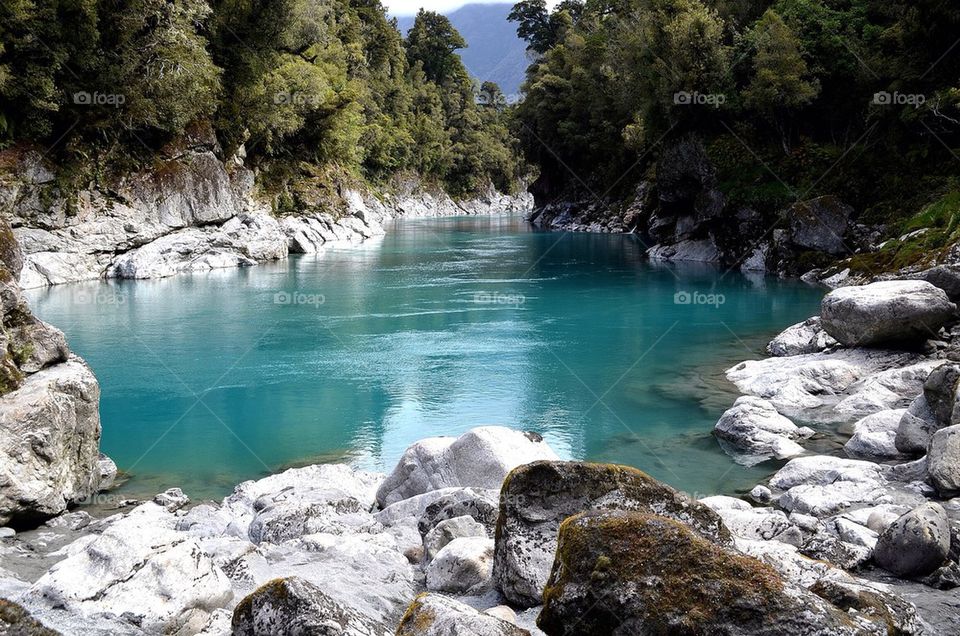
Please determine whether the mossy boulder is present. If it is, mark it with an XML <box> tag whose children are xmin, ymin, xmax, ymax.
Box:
<box><xmin>396</xmin><ymin>593</ymin><xmax>529</xmax><ymax>636</ymax></box>
<box><xmin>538</xmin><ymin>511</ymin><xmax>868</xmax><ymax>636</ymax></box>
<box><xmin>231</xmin><ymin>576</ymin><xmax>390</xmax><ymax>636</ymax></box>
<box><xmin>0</xmin><ymin>217</ymin><xmax>23</xmax><ymax>277</ymax></box>
<box><xmin>492</xmin><ymin>461</ymin><xmax>731</xmax><ymax>607</ymax></box>
<box><xmin>0</xmin><ymin>599</ymin><xmax>60</xmax><ymax>635</ymax></box>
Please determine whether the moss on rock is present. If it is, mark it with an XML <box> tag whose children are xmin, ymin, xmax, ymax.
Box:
<box><xmin>537</xmin><ymin>510</ymin><xmax>864</xmax><ymax>636</ymax></box>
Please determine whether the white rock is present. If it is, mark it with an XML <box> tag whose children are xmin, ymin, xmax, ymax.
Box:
<box><xmin>375</xmin><ymin>427</ymin><xmax>558</xmax><ymax>507</ymax></box>
<box><xmin>425</xmin><ymin>536</ymin><xmax>495</xmax><ymax>595</ymax></box>
<box><xmin>767</xmin><ymin>317</ymin><xmax>837</xmax><ymax>357</ymax></box>
<box><xmin>712</xmin><ymin>506</ymin><xmax>794</xmax><ymax>541</ymax></box>
<box><xmin>726</xmin><ymin>349</ymin><xmax>921</xmax><ymax>421</ymax></box>
<box><xmin>26</xmin><ymin>502</ymin><xmax>233</xmax><ymax>635</ymax></box>
<box><xmin>699</xmin><ymin>495</ymin><xmax>752</xmax><ymax>512</ymax></box>
<box><xmin>928</xmin><ymin>424</ymin><xmax>960</xmax><ymax>493</ymax></box>
<box><xmin>397</xmin><ymin>593</ymin><xmax>528</xmax><ymax>636</ymax></box>
<box><xmin>646</xmin><ymin>238</ymin><xmax>720</xmax><ymax>263</ymax></box>
<box><xmin>821</xmin><ymin>280</ymin><xmax>956</xmax><ymax>346</ymax></box>
<box><xmin>423</xmin><ymin>515</ymin><xmax>487</xmax><ymax>561</ymax></box>
<box><xmin>714</xmin><ymin>396</ymin><xmax>813</xmax><ymax>465</ymax></box>
<box><xmin>0</xmin><ymin>358</ymin><xmax>104</xmax><ymax>525</ymax></box>
<box><xmin>844</xmin><ymin>409</ymin><xmax>908</xmax><ymax>459</ymax></box>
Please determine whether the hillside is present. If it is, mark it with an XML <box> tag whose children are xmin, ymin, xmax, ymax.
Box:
<box><xmin>396</xmin><ymin>3</ymin><xmax>529</xmax><ymax>97</ymax></box>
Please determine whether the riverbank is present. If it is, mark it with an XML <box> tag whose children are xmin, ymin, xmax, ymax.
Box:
<box><xmin>2</xmin><ymin>148</ymin><xmax>532</xmax><ymax>289</ymax></box>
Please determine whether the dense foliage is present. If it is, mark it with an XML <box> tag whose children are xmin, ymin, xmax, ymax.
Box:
<box><xmin>0</xmin><ymin>0</ymin><xmax>522</xmax><ymax>196</ymax></box>
<box><xmin>510</xmin><ymin>0</ymin><xmax>960</xmax><ymax>223</ymax></box>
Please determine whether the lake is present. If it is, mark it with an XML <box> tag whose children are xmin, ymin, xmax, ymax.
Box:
<box><xmin>26</xmin><ymin>215</ymin><xmax>825</xmax><ymax>501</ymax></box>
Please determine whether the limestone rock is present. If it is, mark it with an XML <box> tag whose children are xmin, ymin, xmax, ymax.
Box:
<box><xmin>493</xmin><ymin>461</ymin><xmax>730</xmax><ymax>607</ymax></box>
<box><xmin>928</xmin><ymin>425</ymin><xmax>960</xmax><ymax>494</ymax></box>
<box><xmin>714</xmin><ymin>396</ymin><xmax>813</xmax><ymax>465</ymax></box>
<box><xmin>844</xmin><ymin>409</ymin><xmax>908</xmax><ymax>459</ymax></box>
<box><xmin>896</xmin><ymin>394</ymin><xmax>940</xmax><ymax>455</ymax></box>
<box><xmin>0</xmin><ymin>358</ymin><xmax>104</xmax><ymax>525</ymax></box>
<box><xmin>423</xmin><ymin>515</ymin><xmax>487</xmax><ymax>562</ymax></box>
<box><xmin>231</xmin><ymin>576</ymin><xmax>390</xmax><ymax>636</ymax></box>
<box><xmin>425</xmin><ymin>536</ymin><xmax>495</xmax><ymax>595</ymax></box>
<box><xmin>767</xmin><ymin>317</ymin><xmax>837</xmax><ymax>357</ymax></box>
<box><xmin>375</xmin><ymin>427</ymin><xmax>558</xmax><ymax>507</ymax></box>
<box><xmin>396</xmin><ymin>594</ymin><xmax>529</xmax><ymax>636</ymax></box>
<box><xmin>26</xmin><ymin>503</ymin><xmax>233</xmax><ymax>635</ymax></box>
<box><xmin>820</xmin><ymin>280</ymin><xmax>956</xmax><ymax>347</ymax></box>
<box><xmin>874</xmin><ymin>503</ymin><xmax>952</xmax><ymax>578</ymax></box>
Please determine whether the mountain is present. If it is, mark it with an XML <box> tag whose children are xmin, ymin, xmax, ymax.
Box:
<box><xmin>395</xmin><ymin>3</ymin><xmax>530</xmax><ymax>97</ymax></box>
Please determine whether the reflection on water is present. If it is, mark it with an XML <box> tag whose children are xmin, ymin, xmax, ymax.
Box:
<box><xmin>27</xmin><ymin>215</ymin><xmax>824</xmax><ymax>500</ymax></box>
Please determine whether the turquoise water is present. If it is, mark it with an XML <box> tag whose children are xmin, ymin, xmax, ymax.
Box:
<box><xmin>27</xmin><ymin>216</ymin><xmax>824</xmax><ymax>500</ymax></box>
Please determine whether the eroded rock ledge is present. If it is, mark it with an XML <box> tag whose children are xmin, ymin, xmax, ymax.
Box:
<box><xmin>2</xmin><ymin>150</ymin><xmax>532</xmax><ymax>289</ymax></box>
<box><xmin>0</xmin><ymin>220</ymin><xmax>115</xmax><ymax>528</ymax></box>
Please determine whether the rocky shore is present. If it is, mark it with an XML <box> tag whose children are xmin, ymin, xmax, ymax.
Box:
<box><xmin>2</xmin><ymin>149</ymin><xmax>532</xmax><ymax>289</ymax></box>
<box><xmin>3</xmin><ymin>272</ymin><xmax>960</xmax><ymax>634</ymax></box>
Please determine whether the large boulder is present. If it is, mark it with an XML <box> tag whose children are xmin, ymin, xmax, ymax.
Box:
<box><xmin>537</xmin><ymin>511</ymin><xmax>871</xmax><ymax>636</ymax></box>
<box><xmin>375</xmin><ymin>427</ymin><xmax>558</xmax><ymax>507</ymax></box>
<box><xmin>787</xmin><ymin>196</ymin><xmax>852</xmax><ymax>255</ymax></box>
<box><xmin>0</xmin><ymin>358</ymin><xmax>105</xmax><ymax>525</ymax></box>
<box><xmin>231</xmin><ymin>576</ymin><xmax>390</xmax><ymax>636</ymax></box>
<box><xmin>714</xmin><ymin>396</ymin><xmax>813</xmax><ymax>465</ymax></box>
<box><xmin>396</xmin><ymin>594</ymin><xmax>529</xmax><ymax>636</ymax></box>
<box><xmin>874</xmin><ymin>503</ymin><xmax>952</xmax><ymax>578</ymax></box>
<box><xmin>820</xmin><ymin>280</ymin><xmax>956</xmax><ymax>347</ymax></box>
<box><xmin>928</xmin><ymin>425</ymin><xmax>960</xmax><ymax>494</ymax></box>
<box><xmin>492</xmin><ymin>461</ymin><xmax>730</xmax><ymax>607</ymax></box>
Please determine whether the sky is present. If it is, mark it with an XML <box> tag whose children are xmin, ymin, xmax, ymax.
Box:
<box><xmin>386</xmin><ymin>0</ymin><xmax>558</xmax><ymax>17</ymax></box>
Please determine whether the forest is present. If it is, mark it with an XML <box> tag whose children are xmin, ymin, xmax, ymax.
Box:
<box><xmin>509</xmin><ymin>0</ymin><xmax>960</xmax><ymax>230</ymax></box>
<box><xmin>0</xmin><ymin>0</ymin><xmax>522</xmax><ymax>197</ymax></box>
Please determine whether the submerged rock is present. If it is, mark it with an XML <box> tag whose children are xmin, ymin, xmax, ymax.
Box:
<box><xmin>538</xmin><ymin>511</ymin><xmax>869</xmax><ymax>636</ymax></box>
<box><xmin>874</xmin><ymin>503</ymin><xmax>952</xmax><ymax>578</ymax></box>
<box><xmin>396</xmin><ymin>593</ymin><xmax>529</xmax><ymax>636</ymax></box>
<box><xmin>714</xmin><ymin>396</ymin><xmax>813</xmax><ymax>465</ymax></box>
<box><xmin>231</xmin><ymin>576</ymin><xmax>390</xmax><ymax>636</ymax></box>
<box><xmin>375</xmin><ymin>427</ymin><xmax>558</xmax><ymax>507</ymax></box>
<box><xmin>820</xmin><ymin>280</ymin><xmax>956</xmax><ymax>347</ymax></box>
<box><xmin>493</xmin><ymin>461</ymin><xmax>729</xmax><ymax>607</ymax></box>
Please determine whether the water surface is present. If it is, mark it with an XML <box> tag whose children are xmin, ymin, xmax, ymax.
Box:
<box><xmin>28</xmin><ymin>216</ymin><xmax>824</xmax><ymax>500</ymax></box>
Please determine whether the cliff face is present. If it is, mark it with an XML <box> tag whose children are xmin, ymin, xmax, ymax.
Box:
<box><xmin>0</xmin><ymin>219</ymin><xmax>114</xmax><ymax>527</ymax></box>
<box><xmin>526</xmin><ymin>135</ymin><xmax>894</xmax><ymax>283</ymax></box>
<box><xmin>1</xmin><ymin>148</ymin><xmax>533</xmax><ymax>289</ymax></box>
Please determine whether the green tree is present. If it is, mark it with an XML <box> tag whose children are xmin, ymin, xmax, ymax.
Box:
<box><xmin>98</xmin><ymin>0</ymin><xmax>221</xmax><ymax>136</ymax></box>
<box><xmin>743</xmin><ymin>9</ymin><xmax>819</xmax><ymax>150</ymax></box>
<box><xmin>404</xmin><ymin>10</ymin><xmax>467</xmax><ymax>86</ymax></box>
